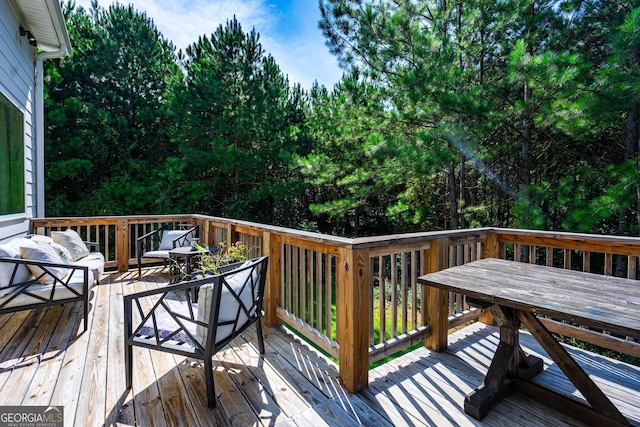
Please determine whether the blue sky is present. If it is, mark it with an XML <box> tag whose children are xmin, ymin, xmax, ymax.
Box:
<box><xmin>73</xmin><ymin>0</ymin><xmax>344</xmax><ymax>89</ymax></box>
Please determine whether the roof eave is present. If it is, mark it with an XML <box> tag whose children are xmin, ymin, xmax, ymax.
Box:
<box><xmin>10</xmin><ymin>0</ymin><xmax>72</xmax><ymax>57</ymax></box>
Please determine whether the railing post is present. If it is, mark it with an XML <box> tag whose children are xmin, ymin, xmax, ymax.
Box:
<box><xmin>482</xmin><ymin>230</ymin><xmax>498</xmax><ymax>259</ymax></box>
<box><xmin>117</xmin><ymin>218</ymin><xmax>129</xmax><ymax>272</ymax></box>
<box><xmin>479</xmin><ymin>231</ymin><xmax>497</xmax><ymax>326</ymax></box>
<box><xmin>337</xmin><ymin>246</ymin><xmax>370</xmax><ymax>393</ymax></box>
<box><xmin>424</xmin><ymin>238</ymin><xmax>448</xmax><ymax>352</ymax></box>
<box><xmin>226</xmin><ymin>223</ymin><xmax>234</xmax><ymax>248</ymax></box>
<box><xmin>263</xmin><ymin>231</ymin><xmax>281</xmax><ymax>327</ymax></box>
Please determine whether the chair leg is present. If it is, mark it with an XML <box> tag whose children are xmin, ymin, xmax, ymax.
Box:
<box><xmin>256</xmin><ymin>317</ymin><xmax>265</xmax><ymax>355</ymax></box>
<box><xmin>125</xmin><ymin>341</ymin><xmax>133</xmax><ymax>389</ymax></box>
<box><xmin>204</xmin><ymin>357</ymin><xmax>216</xmax><ymax>408</ymax></box>
<box><xmin>83</xmin><ymin>300</ymin><xmax>88</xmax><ymax>332</ymax></box>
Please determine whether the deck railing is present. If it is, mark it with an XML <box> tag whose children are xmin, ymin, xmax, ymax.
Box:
<box><xmin>30</xmin><ymin>216</ymin><xmax>640</xmax><ymax>393</ymax></box>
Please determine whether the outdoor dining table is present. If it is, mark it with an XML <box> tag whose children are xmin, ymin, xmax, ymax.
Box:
<box><xmin>417</xmin><ymin>257</ymin><xmax>640</xmax><ymax>427</ymax></box>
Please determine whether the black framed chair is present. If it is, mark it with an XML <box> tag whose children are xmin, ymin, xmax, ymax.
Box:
<box><xmin>124</xmin><ymin>256</ymin><xmax>268</xmax><ymax>408</ymax></box>
<box><xmin>136</xmin><ymin>223</ymin><xmax>199</xmax><ymax>277</ymax></box>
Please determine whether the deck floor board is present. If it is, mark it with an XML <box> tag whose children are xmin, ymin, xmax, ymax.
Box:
<box><xmin>0</xmin><ymin>267</ymin><xmax>637</xmax><ymax>426</ymax></box>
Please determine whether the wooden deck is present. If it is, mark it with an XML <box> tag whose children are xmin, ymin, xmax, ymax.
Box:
<box><xmin>0</xmin><ymin>267</ymin><xmax>638</xmax><ymax>426</ymax></box>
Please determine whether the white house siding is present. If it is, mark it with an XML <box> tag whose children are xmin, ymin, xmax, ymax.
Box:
<box><xmin>0</xmin><ymin>1</ymin><xmax>37</xmax><ymax>242</ymax></box>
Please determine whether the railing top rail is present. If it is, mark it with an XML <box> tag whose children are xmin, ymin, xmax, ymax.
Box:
<box><xmin>191</xmin><ymin>214</ymin><xmax>355</xmax><ymax>247</ymax></box>
<box><xmin>495</xmin><ymin>228</ymin><xmax>640</xmax><ymax>245</ymax></box>
<box><xmin>351</xmin><ymin>228</ymin><xmax>494</xmax><ymax>249</ymax></box>
<box><xmin>31</xmin><ymin>214</ymin><xmax>195</xmax><ymax>223</ymax></box>
<box><xmin>30</xmin><ymin>215</ymin><xmax>640</xmax><ymax>249</ymax></box>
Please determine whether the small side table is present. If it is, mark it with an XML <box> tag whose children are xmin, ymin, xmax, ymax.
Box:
<box><xmin>168</xmin><ymin>247</ymin><xmax>209</xmax><ymax>283</ymax></box>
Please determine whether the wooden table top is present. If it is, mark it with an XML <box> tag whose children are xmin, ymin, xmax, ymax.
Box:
<box><xmin>417</xmin><ymin>258</ymin><xmax>640</xmax><ymax>340</ymax></box>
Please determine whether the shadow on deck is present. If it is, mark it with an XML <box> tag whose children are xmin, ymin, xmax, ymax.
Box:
<box><xmin>0</xmin><ymin>267</ymin><xmax>638</xmax><ymax>426</ymax></box>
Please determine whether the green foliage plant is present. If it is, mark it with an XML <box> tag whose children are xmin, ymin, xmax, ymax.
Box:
<box><xmin>191</xmin><ymin>241</ymin><xmax>250</xmax><ymax>278</ymax></box>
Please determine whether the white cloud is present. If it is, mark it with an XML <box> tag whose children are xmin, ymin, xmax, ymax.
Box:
<box><xmin>72</xmin><ymin>0</ymin><xmax>342</xmax><ymax>89</ymax></box>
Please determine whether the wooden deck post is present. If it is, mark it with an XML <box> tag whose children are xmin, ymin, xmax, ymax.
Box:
<box><xmin>337</xmin><ymin>246</ymin><xmax>370</xmax><ymax>393</ymax></box>
<box><xmin>226</xmin><ymin>223</ymin><xmax>234</xmax><ymax>249</ymax></box>
<box><xmin>117</xmin><ymin>218</ymin><xmax>129</xmax><ymax>272</ymax></box>
<box><xmin>425</xmin><ymin>238</ymin><xmax>448</xmax><ymax>352</ymax></box>
<box><xmin>478</xmin><ymin>231</ymin><xmax>498</xmax><ymax>326</ymax></box>
<box><xmin>263</xmin><ymin>231</ymin><xmax>282</xmax><ymax>326</ymax></box>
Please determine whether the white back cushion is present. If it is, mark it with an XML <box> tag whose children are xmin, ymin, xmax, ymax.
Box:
<box><xmin>19</xmin><ymin>245</ymin><xmax>70</xmax><ymax>285</ymax></box>
<box><xmin>159</xmin><ymin>230</ymin><xmax>186</xmax><ymax>250</ymax></box>
<box><xmin>0</xmin><ymin>244</ymin><xmax>32</xmax><ymax>291</ymax></box>
<box><xmin>30</xmin><ymin>234</ymin><xmax>54</xmax><ymax>245</ymax></box>
<box><xmin>195</xmin><ymin>261</ymin><xmax>259</xmax><ymax>345</ymax></box>
<box><xmin>51</xmin><ymin>229</ymin><xmax>89</xmax><ymax>261</ymax></box>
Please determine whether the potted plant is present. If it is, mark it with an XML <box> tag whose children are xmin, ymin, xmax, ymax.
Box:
<box><xmin>190</xmin><ymin>240</ymin><xmax>250</xmax><ymax>278</ymax></box>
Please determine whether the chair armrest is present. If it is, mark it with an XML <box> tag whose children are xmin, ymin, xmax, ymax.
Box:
<box><xmin>137</xmin><ymin>226</ymin><xmax>168</xmax><ymax>256</ymax></box>
<box><xmin>0</xmin><ymin>257</ymin><xmax>90</xmax><ymax>299</ymax></box>
<box><xmin>0</xmin><ymin>256</ymin><xmax>89</xmax><ymax>271</ymax></box>
<box><xmin>84</xmin><ymin>241</ymin><xmax>100</xmax><ymax>252</ymax></box>
<box><xmin>124</xmin><ymin>274</ymin><xmax>215</xmax><ymax>302</ymax></box>
<box><xmin>137</xmin><ymin>225</ymin><xmax>168</xmax><ymax>243</ymax></box>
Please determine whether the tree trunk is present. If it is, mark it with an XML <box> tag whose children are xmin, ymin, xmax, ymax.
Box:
<box><xmin>618</xmin><ymin>101</ymin><xmax>639</xmax><ymax>236</ymax></box>
<box><xmin>615</xmin><ymin>100</ymin><xmax>639</xmax><ymax>276</ymax></box>
<box><xmin>448</xmin><ymin>161</ymin><xmax>458</xmax><ymax>229</ymax></box>
<box><xmin>521</xmin><ymin>2</ymin><xmax>535</xmax><ymax>228</ymax></box>
<box><xmin>459</xmin><ymin>157</ymin><xmax>466</xmax><ymax>228</ymax></box>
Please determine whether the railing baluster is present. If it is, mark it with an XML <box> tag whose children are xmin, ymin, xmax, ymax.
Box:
<box><xmin>448</xmin><ymin>245</ymin><xmax>455</xmax><ymax>267</ymax></box>
<box><xmin>293</xmin><ymin>247</ymin><xmax>299</xmax><ymax>317</ymax></box>
<box><xmin>605</xmin><ymin>253</ymin><xmax>613</xmax><ymax>276</ymax></box>
<box><xmin>391</xmin><ymin>254</ymin><xmax>397</xmax><ymax>338</ymax></box>
<box><xmin>369</xmin><ymin>258</ymin><xmax>375</xmax><ymax>346</ymax></box>
<box><xmin>629</xmin><ymin>255</ymin><xmax>637</xmax><ymax>280</ymax></box>
<box><xmin>300</xmin><ymin>248</ymin><xmax>306</xmax><ymax>322</ymax></box>
<box><xmin>287</xmin><ymin>244</ymin><xmax>292</xmax><ymax>314</ymax></box>
<box><xmin>411</xmin><ymin>251</ymin><xmax>418</xmax><ymax>331</ymax></box>
<box><xmin>401</xmin><ymin>252</ymin><xmax>408</xmax><ymax>334</ymax></box>
<box><xmin>583</xmin><ymin>250</ymin><xmax>591</xmax><ymax>273</ymax></box>
<box><xmin>529</xmin><ymin>245</ymin><xmax>536</xmax><ymax>264</ymax></box>
<box><xmin>326</xmin><ymin>254</ymin><xmax>332</xmax><ymax>340</ymax></box>
<box><xmin>280</xmin><ymin>243</ymin><xmax>285</xmax><ymax>319</ymax></box>
<box><xmin>379</xmin><ymin>255</ymin><xmax>385</xmax><ymax>344</ymax></box>
<box><xmin>307</xmin><ymin>249</ymin><xmax>313</xmax><ymax>326</ymax></box>
<box><xmin>449</xmin><ymin>290</ymin><xmax>454</xmax><ymax>316</ymax></box>
<box><xmin>316</xmin><ymin>251</ymin><xmax>322</xmax><ymax>332</ymax></box>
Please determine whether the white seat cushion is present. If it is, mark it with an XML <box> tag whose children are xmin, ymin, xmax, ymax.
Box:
<box><xmin>141</xmin><ymin>250</ymin><xmax>171</xmax><ymax>259</ymax></box>
<box><xmin>74</xmin><ymin>252</ymin><xmax>105</xmax><ymax>279</ymax></box>
<box><xmin>0</xmin><ymin>268</ymin><xmax>92</xmax><ymax>309</ymax></box>
<box><xmin>138</xmin><ymin>302</ymin><xmax>197</xmax><ymax>344</ymax></box>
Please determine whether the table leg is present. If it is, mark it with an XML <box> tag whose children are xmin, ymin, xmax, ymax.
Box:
<box><xmin>464</xmin><ymin>305</ymin><xmax>543</xmax><ymax>420</ymax></box>
<box><xmin>517</xmin><ymin>311</ymin><xmax>629</xmax><ymax>426</ymax></box>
